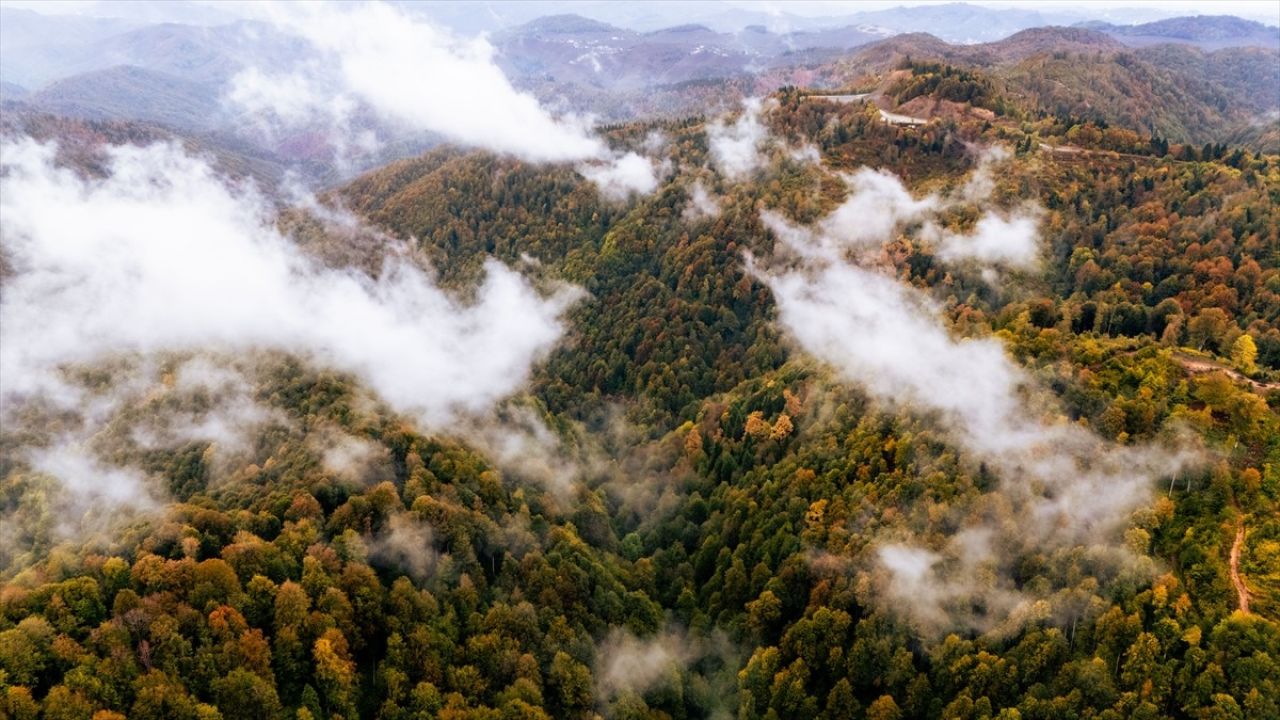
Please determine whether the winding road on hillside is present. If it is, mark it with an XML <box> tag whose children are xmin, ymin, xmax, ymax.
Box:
<box><xmin>1173</xmin><ymin>353</ymin><xmax>1280</xmax><ymax>391</ymax></box>
<box><xmin>1231</xmin><ymin>518</ymin><xmax>1252</xmax><ymax>614</ymax></box>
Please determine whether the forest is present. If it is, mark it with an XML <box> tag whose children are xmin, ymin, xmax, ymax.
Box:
<box><xmin>2</xmin><ymin>47</ymin><xmax>1279</xmax><ymax>720</ymax></box>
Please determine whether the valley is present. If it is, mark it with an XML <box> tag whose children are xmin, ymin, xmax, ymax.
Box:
<box><xmin>1</xmin><ymin>3</ymin><xmax>1278</xmax><ymax>720</ymax></box>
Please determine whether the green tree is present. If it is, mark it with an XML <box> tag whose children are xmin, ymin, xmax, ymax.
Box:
<box><xmin>1230</xmin><ymin>334</ymin><xmax>1258</xmax><ymax>374</ymax></box>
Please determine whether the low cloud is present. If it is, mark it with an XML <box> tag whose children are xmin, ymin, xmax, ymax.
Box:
<box><xmin>368</xmin><ymin>512</ymin><xmax>440</xmax><ymax>584</ymax></box>
<box><xmin>959</xmin><ymin>145</ymin><xmax>1011</xmax><ymax>202</ymax></box>
<box><xmin>595</xmin><ymin>626</ymin><xmax>740</xmax><ymax>717</ymax></box>
<box><xmin>0</xmin><ymin>352</ymin><xmax>293</xmax><ymax>560</ymax></box>
<box><xmin>462</xmin><ymin>402</ymin><xmax>596</xmax><ymax>499</ymax></box>
<box><xmin>682</xmin><ymin>180</ymin><xmax>722</xmax><ymax>222</ymax></box>
<box><xmin>317</xmin><ymin>429</ymin><xmax>394</xmax><ymax>486</ymax></box>
<box><xmin>760</xmin><ymin>162</ymin><xmax>1041</xmax><ymax>278</ymax></box>
<box><xmin>927</xmin><ymin>211</ymin><xmax>1041</xmax><ymax>270</ymax></box>
<box><xmin>226</xmin><ymin>1</ymin><xmax>656</xmax><ymax>196</ymax></box>
<box><xmin>0</xmin><ymin>138</ymin><xmax>580</xmax><ymax>525</ymax></box>
<box><xmin>578</xmin><ymin>152</ymin><xmax>660</xmax><ymax>202</ymax></box>
<box><xmin>597</xmin><ymin>629</ymin><xmax>691</xmax><ymax>699</ymax></box>
<box><xmin>1</xmin><ymin>139</ymin><xmax>577</xmax><ymax>425</ymax></box>
<box><xmin>28</xmin><ymin>446</ymin><xmax>158</xmax><ymax>511</ymax></box>
<box><xmin>237</xmin><ymin>2</ymin><xmax>601</xmax><ymax>162</ymax></box>
<box><xmin>752</xmin><ymin>161</ymin><xmax>1199</xmax><ymax>634</ymax></box>
<box><xmin>707</xmin><ymin>98</ymin><xmax>771</xmax><ymax>181</ymax></box>
<box><xmin>813</xmin><ymin>167</ymin><xmax>939</xmax><ymax>248</ymax></box>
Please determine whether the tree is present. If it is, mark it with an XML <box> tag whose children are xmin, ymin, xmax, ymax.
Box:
<box><xmin>314</xmin><ymin>630</ymin><xmax>358</xmax><ymax>719</ymax></box>
<box><xmin>1230</xmin><ymin>335</ymin><xmax>1257</xmax><ymax>375</ymax></box>
<box><xmin>868</xmin><ymin>694</ymin><xmax>903</xmax><ymax>720</ymax></box>
<box><xmin>0</xmin><ymin>617</ymin><xmax>55</xmax><ymax>688</ymax></box>
<box><xmin>1188</xmin><ymin>309</ymin><xmax>1231</xmax><ymax>353</ymax></box>
<box><xmin>211</xmin><ymin>668</ymin><xmax>282</xmax><ymax>720</ymax></box>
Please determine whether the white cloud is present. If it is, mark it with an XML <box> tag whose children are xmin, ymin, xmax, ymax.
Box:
<box><xmin>818</xmin><ymin>167</ymin><xmax>939</xmax><ymax>248</ymax></box>
<box><xmin>752</xmin><ymin>162</ymin><xmax>1200</xmax><ymax>633</ymax></box>
<box><xmin>578</xmin><ymin>152</ymin><xmax>660</xmax><ymax>202</ymax></box>
<box><xmin>228</xmin><ymin>63</ymin><xmax>344</xmax><ymax>128</ymax></box>
<box><xmin>682</xmin><ymin>179</ymin><xmax>722</xmax><ymax>222</ymax></box>
<box><xmin>594</xmin><ymin>626</ymin><xmax>740</xmax><ymax>713</ymax></box>
<box><xmin>597</xmin><ymin>628</ymin><xmax>690</xmax><ymax>699</ymax></box>
<box><xmin>222</xmin><ymin>0</ymin><xmax>668</xmax><ymax>197</ymax></box>
<box><xmin>707</xmin><ymin>98</ymin><xmax>771</xmax><ymax>181</ymax></box>
<box><xmin>245</xmin><ymin>2</ymin><xmax>605</xmax><ymax>163</ymax></box>
<box><xmin>959</xmin><ymin>145</ymin><xmax>1011</xmax><ymax>202</ymax></box>
<box><xmin>369</xmin><ymin>512</ymin><xmax>440</xmax><ymax>584</ymax></box>
<box><xmin>28</xmin><ymin>445</ymin><xmax>159</xmax><ymax>511</ymax></box>
<box><xmin>762</xmin><ymin>161</ymin><xmax>1039</xmax><ymax>272</ymax></box>
<box><xmin>758</xmin><ymin>230</ymin><xmax>1196</xmax><ymax>532</ymax></box>
<box><xmin>317</xmin><ymin>429</ymin><xmax>394</xmax><ymax>485</ymax></box>
<box><xmin>0</xmin><ymin>139</ymin><xmax>582</xmax><ymax>509</ymax></box>
<box><xmin>928</xmin><ymin>211</ymin><xmax>1041</xmax><ymax>270</ymax></box>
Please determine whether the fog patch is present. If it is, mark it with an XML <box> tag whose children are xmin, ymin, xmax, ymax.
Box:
<box><xmin>316</xmin><ymin>429</ymin><xmax>394</xmax><ymax>486</ymax></box>
<box><xmin>598</xmin><ymin>629</ymin><xmax>691</xmax><ymax>699</ymax></box>
<box><xmin>461</xmin><ymin>402</ymin><xmax>595</xmax><ymax>500</ymax></box>
<box><xmin>926</xmin><ymin>211</ymin><xmax>1041</xmax><ymax>270</ymax></box>
<box><xmin>226</xmin><ymin>1</ymin><xmax>658</xmax><ymax>197</ymax></box>
<box><xmin>707</xmin><ymin>98</ymin><xmax>770</xmax><ymax>181</ymax></box>
<box><xmin>0</xmin><ymin>138</ymin><xmax>581</xmax><ymax>548</ymax></box>
<box><xmin>368</xmin><ymin>512</ymin><xmax>440</xmax><ymax>584</ymax></box>
<box><xmin>595</xmin><ymin>626</ymin><xmax>741</xmax><ymax>718</ymax></box>
<box><xmin>0</xmin><ymin>139</ymin><xmax>577</xmax><ymax>426</ymax></box>
<box><xmin>28</xmin><ymin>445</ymin><xmax>159</xmax><ymax>512</ymax></box>
<box><xmin>752</xmin><ymin>160</ymin><xmax>1200</xmax><ymax>634</ymax></box>
<box><xmin>959</xmin><ymin>145</ymin><xmax>1011</xmax><ymax>203</ymax></box>
<box><xmin>579</xmin><ymin>152</ymin><xmax>660</xmax><ymax>202</ymax></box>
<box><xmin>683</xmin><ymin>180</ymin><xmax>722</xmax><ymax>222</ymax></box>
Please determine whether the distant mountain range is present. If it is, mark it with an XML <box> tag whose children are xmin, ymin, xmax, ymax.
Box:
<box><xmin>822</xmin><ymin>26</ymin><xmax>1280</xmax><ymax>149</ymax></box>
<box><xmin>0</xmin><ymin>8</ymin><xmax>310</xmax><ymax>89</ymax></box>
<box><xmin>413</xmin><ymin>0</ymin><xmax>1257</xmax><ymax>39</ymax></box>
<box><xmin>2</xmin><ymin>6</ymin><xmax>1276</xmax><ymax>167</ymax></box>
<box><xmin>1078</xmin><ymin>15</ymin><xmax>1280</xmax><ymax>51</ymax></box>
<box><xmin>491</xmin><ymin>14</ymin><xmax>889</xmax><ymax>92</ymax></box>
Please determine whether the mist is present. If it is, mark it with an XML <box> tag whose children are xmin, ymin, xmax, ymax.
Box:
<box><xmin>0</xmin><ymin>138</ymin><xmax>582</xmax><ymax>525</ymax></box>
<box><xmin>751</xmin><ymin>157</ymin><xmax>1201</xmax><ymax>633</ymax></box>
<box><xmin>0</xmin><ymin>139</ymin><xmax>577</xmax><ymax>423</ymax></box>
<box><xmin>226</xmin><ymin>1</ymin><xmax>658</xmax><ymax>194</ymax></box>
<box><xmin>595</xmin><ymin>626</ymin><xmax>740</xmax><ymax>718</ymax></box>
<box><xmin>707</xmin><ymin>98</ymin><xmax>771</xmax><ymax>180</ymax></box>
<box><xmin>683</xmin><ymin>180</ymin><xmax>723</xmax><ymax>222</ymax></box>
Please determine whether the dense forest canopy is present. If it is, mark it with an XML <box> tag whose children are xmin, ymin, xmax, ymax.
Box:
<box><xmin>2</xmin><ymin>3</ymin><xmax>1279</xmax><ymax>720</ymax></box>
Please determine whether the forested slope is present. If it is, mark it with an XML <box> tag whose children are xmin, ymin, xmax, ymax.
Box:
<box><xmin>2</xmin><ymin>84</ymin><xmax>1278</xmax><ymax>720</ymax></box>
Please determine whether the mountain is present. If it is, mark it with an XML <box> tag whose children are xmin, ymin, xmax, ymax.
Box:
<box><xmin>826</xmin><ymin>27</ymin><xmax>1280</xmax><ymax>150</ymax></box>
<box><xmin>0</xmin><ymin>81</ymin><xmax>27</xmax><ymax>101</ymax></box>
<box><xmin>0</xmin><ymin>13</ymin><xmax>311</xmax><ymax>89</ymax></box>
<box><xmin>5</xmin><ymin>79</ymin><xmax>1278</xmax><ymax>719</ymax></box>
<box><xmin>493</xmin><ymin>13</ymin><xmax>883</xmax><ymax>93</ymax></box>
<box><xmin>1080</xmin><ymin>15</ymin><xmax>1280</xmax><ymax>50</ymax></box>
<box><xmin>417</xmin><ymin>1</ymin><xmax>1173</xmax><ymax>40</ymax></box>
<box><xmin>27</xmin><ymin>65</ymin><xmax>226</xmax><ymax>131</ymax></box>
<box><xmin>835</xmin><ymin>2</ymin><xmax>1076</xmax><ymax>43</ymax></box>
<box><xmin>0</xmin><ymin>105</ymin><xmax>295</xmax><ymax>188</ymax></box>
<box><xmin>0</xmin><ymin>7</ymin><xmax>142</xmax><ymax>86</ymax></box>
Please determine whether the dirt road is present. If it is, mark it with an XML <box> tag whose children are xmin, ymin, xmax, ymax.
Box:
<box><xmin>1230</xmin><ymin>518</ymin><xmax>1252</xmax><ymax>614</ymax></box>
<box><xmin>1173</xmin><ymin>353</ymin><xmax>1280</xmax><ymax>391</ymax></box>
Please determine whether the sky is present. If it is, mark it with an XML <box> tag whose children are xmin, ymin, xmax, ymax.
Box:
<box><xmin>3</xmin><ymin>0</ymin><xmax>1276</xmax><ymax>28</ymax></box>
<box><xmin>737</xmin><ymin>0</ymin><xmax>1277</xmax><ymax>18</ymax></box>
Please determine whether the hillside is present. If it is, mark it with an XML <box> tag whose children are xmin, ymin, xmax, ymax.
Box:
<box><xmin>0</xmin><ymin>106</ymin><xmax>297</xmax><ymax>188</ymax></box>
<box><xmin>828</xmin><ymin>28</ymin><xmax>1280</xmax><ymax>151</ymax></box>
<box><xmin>28</xmin><ymin>65</ymin><xmax>225</xmax><ymax>132</ymax></box>
<box><xmin>2</xmin><ymin>4</ymin><xmax>1280</xmax><ymax>719</ymax></box>
<box><xmin>1081</xmin><ymin>15</ymin><xmax>1280</xmax><ymax>50</ymax></box>
<box><xmin>492</xmin><ymin>13</ymin><xmax>882</xmax><ymax>94</ymax></box>
<box><xmin>4</xmin><ymin>86</ymin><xmax>1278</xmax><ymax>719</ymax></box>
